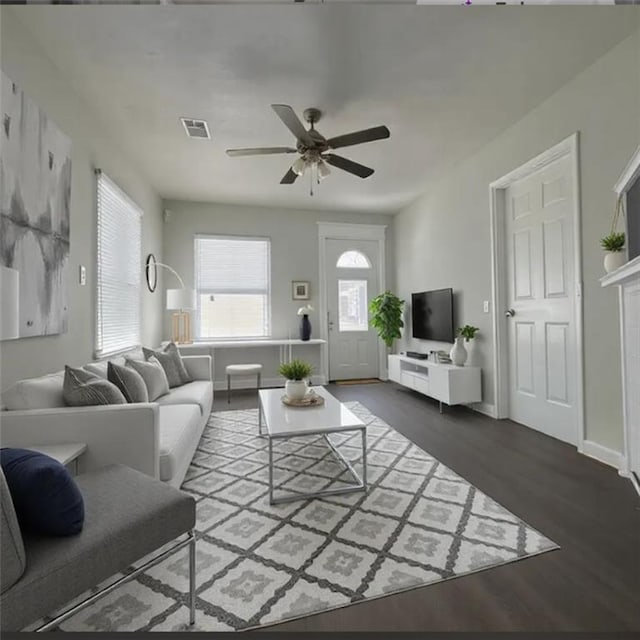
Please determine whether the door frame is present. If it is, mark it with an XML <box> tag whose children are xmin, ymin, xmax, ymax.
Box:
<box><xmin>489</xmin><ymin>132</ymin><xmax>584</xmax><ymax>447</ymax></box>
<box><xmin>318</xmin><ymin>222</ymin><xmax>387</xmax><ymax>383</ymax></box>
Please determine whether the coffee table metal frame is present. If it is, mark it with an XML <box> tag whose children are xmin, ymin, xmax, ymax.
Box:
<box><xmin>258</xmin><ymin>388</ymin><xmax>367</xmax><ymax>505</ymax></box>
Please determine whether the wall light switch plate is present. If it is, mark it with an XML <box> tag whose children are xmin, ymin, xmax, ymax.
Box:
<box><xmin>483</xmin><ymin>300</ymin><xmax>490</xmax><ymax>313</ymax></box>
<box><xmin>79</xmin><ymin>265</ymin><xmax>86</xmax><ymax>286</ymax></box>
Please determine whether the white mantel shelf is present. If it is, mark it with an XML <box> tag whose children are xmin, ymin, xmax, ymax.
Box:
<box><xmin>600</xmin><ymin>255</ymin><xmax>640</xmax><ymax>287</ymax></box>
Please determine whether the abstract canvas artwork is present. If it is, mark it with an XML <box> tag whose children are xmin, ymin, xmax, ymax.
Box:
<box><xmin>0</xmin><ymin>71</ymin><xmax>72</xmax><ymax>338</ymax></box>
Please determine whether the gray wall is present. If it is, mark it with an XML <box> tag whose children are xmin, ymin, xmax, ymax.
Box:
<box><xmin>394</xmin><ymin>28</ymin><xmax>640</xmax><ymax>452</ymax></box>
<box><xmin>0</xmin><ymin>10</ymin><xmax>165</xmax><ymax>389</ymax></box>
<box><xmin>162</xmin><ymin>200</ymin><xmax>394</xmax><ymax>385</ymax></box>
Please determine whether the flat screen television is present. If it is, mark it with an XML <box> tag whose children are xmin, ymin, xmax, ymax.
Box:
<box><xmin>411</xmin><ymin>288</ymin><xmax>454</xmax><ymax>343</ymax></box>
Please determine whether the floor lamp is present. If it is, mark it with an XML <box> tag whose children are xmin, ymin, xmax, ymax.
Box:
<box><xmin>166</xmin><ymin>287</ymin><xmax>195</xmax><ymax>344</ymax></box>
<box><xmin>146</xmin><ymin>260</ymin><xmax>196</xmax><ymax>344</ymax></box>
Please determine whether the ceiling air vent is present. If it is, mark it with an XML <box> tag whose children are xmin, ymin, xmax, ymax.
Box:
<box><xmin>181</xmin><ymin>118</ymin><xmax>211</xmax><ymax>140</ymax></box>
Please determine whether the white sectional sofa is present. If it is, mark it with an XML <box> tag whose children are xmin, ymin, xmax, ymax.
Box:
<box><xmin>0</xmin><ymin>354</ymin><xmax>213</xmax><ymax>488</ymax></box>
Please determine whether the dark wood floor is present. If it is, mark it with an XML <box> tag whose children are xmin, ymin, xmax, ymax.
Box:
<box><xmin>216</xmin><ymin>382</ymin><xmax>640</xmax><ymax>632</ymax></box>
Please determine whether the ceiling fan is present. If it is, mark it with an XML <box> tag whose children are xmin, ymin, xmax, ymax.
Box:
<box><xmin>226</xmin><ymin>105</ymin><xmax>390</xmax><ymax>192</ymax></box>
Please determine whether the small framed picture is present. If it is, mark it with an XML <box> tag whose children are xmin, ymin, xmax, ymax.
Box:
<box><xmin>292</xmin><ymin>281</ymin><xmax>310</xmax><ymax>300</ymax></box>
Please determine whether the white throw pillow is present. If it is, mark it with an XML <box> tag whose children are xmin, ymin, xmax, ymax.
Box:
<box><xmin>2</xmin><ymin>372</ymin><xmax>66</xmax><ymax>410</ymax></box>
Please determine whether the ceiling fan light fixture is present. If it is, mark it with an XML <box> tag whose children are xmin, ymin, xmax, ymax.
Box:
<box><xmin>318</xmin><ymin>160</ymin><xmax>331</xmax><ymax>181</ymax></box>
<box><xmin>292</xmin><ymin>157</ymin><xmax>307</xmax><ymax>176</ymax></box>
<box><xmin>226</xmin><ymin>104</ymin><xmax>390</xmax><ymax>191</ymax></box>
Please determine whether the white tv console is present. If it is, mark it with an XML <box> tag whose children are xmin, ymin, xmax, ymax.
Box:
<box><xmin>388</xmin><ymin>354</ymin><xmax>481</xmax><ymax>413</ymax></box>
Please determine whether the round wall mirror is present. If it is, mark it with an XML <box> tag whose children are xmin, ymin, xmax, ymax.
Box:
<box><xmin>145</xmin><ymin>253</ymin><xmax>157</xmax><ymax>292</ymax></box>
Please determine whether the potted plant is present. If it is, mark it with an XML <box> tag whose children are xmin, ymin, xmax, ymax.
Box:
<box><xmin>602</xmin><ymin>196</ymin><xmax>626</xmax><ymax>273</ymax></box>
<box><xmin>450</xmin><ymin>325</ymin><xmax>479</xmax><ymax>367</ymax></box>
<box><xmin>369</xmin><ymin>291</ymin><xmax>405</xmax><ymax>350</ymax></box>
<box><xmin>278</xmin><ymin>359</ymin><xmax>313</xmax><ymax>400</ymax></box>
<box><xmin>601</xmin><ymin>231</ymin><xmax>626</xmax><ymax>273</ymax></box>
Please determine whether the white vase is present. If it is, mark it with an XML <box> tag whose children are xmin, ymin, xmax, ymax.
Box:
<box><xmin>465</xmin><ymin>338</ymin><xmax>478</xmax><ymax>367</ymax></box>
<box><xmin>450</xmin><ymin>337</ymin><xmax>468</xmax><ymax>366</ymax></box>
<box><xmin>604</xmin><ymin>251</ymin><xmax>626</xmax><ymax>273</ymax></box>
<box><xmin>285</xmin><ymin>379</ymin><xmax>307</xmax><ymax>400</ymax></box>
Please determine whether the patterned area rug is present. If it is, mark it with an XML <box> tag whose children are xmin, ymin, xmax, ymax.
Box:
<box><xmin>54</xmin><ymin>402</ymin><xmax>558</xmax><ymax>632</ymax></box>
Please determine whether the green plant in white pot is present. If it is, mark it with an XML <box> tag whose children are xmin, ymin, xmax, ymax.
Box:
<box><xmin>279</xmin><ymin>359</ymin><xmax>313</xmax><ymax>400</ymax></box>
<box><xmin>602</xmin><ymin>196</ymin><xmax>626</xmax><ymax>274</ymax></box>
<box><xmin>450</xmin><ymin>325</ymin><xmax>479</xmax><ymax>367</ymax></box>
<box><xmin>601</xmin><ymin>231</ymin><xmax>626</xmax><ymax>273</ymax></box>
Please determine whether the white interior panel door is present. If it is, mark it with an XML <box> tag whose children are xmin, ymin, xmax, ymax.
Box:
<box><xmin>327</xmin><ymin>239</ymin><xmax>379</xmax><ymax>380</ymax></box>
<box><xmin>505</xmin><ymin>155</ymin><xmax>578</xmax><ymax>445</ymax></box>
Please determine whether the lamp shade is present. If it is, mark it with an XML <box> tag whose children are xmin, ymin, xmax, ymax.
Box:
<box><xmin>318</xmin><ymin>160</ymin><xmax>331</xmax><ymax>181</ymax></box>
<box><xmin>292</xmin><ymin>157</ymin><xmax>307</xmax><ymax>176</ymax></box>
<box><xmin>0</xmin><ymin>265</ymin><xmax>19</xmax><ymax>340</ymax></box>
<box><xmin>166</xmin><ymin>288</ymin><xmax>195</xmax><ymax>311</ymax></box>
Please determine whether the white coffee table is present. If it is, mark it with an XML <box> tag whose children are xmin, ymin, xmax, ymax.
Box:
<box><xmin>258</xmin><ymin>386</ymin><xmax>367</xmax><ymax>505</ymax></box>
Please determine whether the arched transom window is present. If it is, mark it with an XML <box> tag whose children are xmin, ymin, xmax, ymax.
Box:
<box><xmin>336</xmin><ymin>250</ymin><xmax>371</xmax><ymax>269</ymax></box>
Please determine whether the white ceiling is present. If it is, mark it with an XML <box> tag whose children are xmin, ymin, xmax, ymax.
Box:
<box><xmin>11</xmin><ymin>6</ymin><xmax>637</xmax><ymax>214</ymax></box>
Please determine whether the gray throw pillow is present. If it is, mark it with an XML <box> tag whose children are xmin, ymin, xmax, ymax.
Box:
<box><xmin>107</xmin><ymin>361</ymin><xmax>149</xmax><ymax>403</ymax></box>
<box><xmin>142</xmin><ymin>343</ymin><xmax>192</xmax><ymax>388</ymax></box>
<box><xmin>63</xmin><ymin>365</ymin><xmax>127</xmax><ymax>406</ymax></box>
<box><xmin>126</xmin><ymin>356</ymin><xmax>170</xmax><ymax>401</ymax></box>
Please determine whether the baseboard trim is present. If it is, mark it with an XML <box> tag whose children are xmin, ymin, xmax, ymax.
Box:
<box><xmin>579</xmin><ymin>440</ymin><xmax>623</xmax><ymax>470</ymax></box>
<box><xmin>618</xmin><ymin>469</ymin><xmax>640</xmax><ymax>497</ymax></box>
<box><xmin>214</xmin><ymin>375</ymin><xmax>327</xmax><ymax>392</ymax></box>
<box><xmin>470</xmin><ymin>402</ymin><xmax>497</xmax><ymax>419</ymax></box>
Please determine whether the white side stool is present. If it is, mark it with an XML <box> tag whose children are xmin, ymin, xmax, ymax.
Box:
<box><xmin>225</xmin><ymin>364</ymin><xmax>263</xmax><ymax>403</ymax></box>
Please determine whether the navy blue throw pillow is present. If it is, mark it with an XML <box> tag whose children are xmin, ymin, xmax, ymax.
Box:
<box><xmin>0</xmin><ymin>448</ymin><xmax>84</xmax><ymax>536</ymax></box>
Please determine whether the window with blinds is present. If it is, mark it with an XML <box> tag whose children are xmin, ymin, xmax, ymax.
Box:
<box><xmin>194</xmin><ymin>235</ymin><xmax>270</xmax><ymax>339</ymax></box>
<box><xmin>95</xmin><ymin>170</ymin><xmax>143</xmax><ymax>357</ymax></box>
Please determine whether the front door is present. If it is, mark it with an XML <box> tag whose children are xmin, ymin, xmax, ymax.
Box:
<box><xmin>326</xmin><ymin>239</ymin><xmax>380</xmax><ymax>381</ymax></box>
<box><xmin>505</xmin><ymin>154</ymin><xmax>578</xmax><ymax>445</ymax></box>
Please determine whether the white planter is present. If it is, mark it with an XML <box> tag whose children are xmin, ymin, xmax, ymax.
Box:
<box><xmin>450</xmin><ymin>337</ymin><xmax>468</xmax><ymax>367</ymax></box>
<box><xmin>285</xmin><ymin>379</ymin><xmax>307</xmax><ymax>400</ymax></box>
<box><xmin>604</xmin><ymin>251</ymin><xmax>627</xmax><ymax>274</ymax></box>
<box><xmin>465</xmin><ymin>338</ymin><xmax>478</xmax><ymax>367</ymax></box>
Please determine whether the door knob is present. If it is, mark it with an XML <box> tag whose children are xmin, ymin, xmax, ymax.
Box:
<box><xmin>505</xmin><ymin>308</ymin><xmax>516</xmax><ymax>317</ymax></box>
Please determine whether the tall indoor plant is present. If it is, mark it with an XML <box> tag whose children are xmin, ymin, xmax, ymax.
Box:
<box><xmin>369</xmin><ymin>291</ymin><xmax>405</xmax><ymax>350</ymax></box>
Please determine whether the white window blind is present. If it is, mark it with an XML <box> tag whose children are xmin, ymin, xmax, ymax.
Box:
<box><xmin>195</xmin><ymin>235</ymin><xmax>270</xmax><ymax>339</ymax></box>
<box><xmin>96</xmin><ymin>170</ymin><xmax>142</xmax><ymax>357</ymax></box>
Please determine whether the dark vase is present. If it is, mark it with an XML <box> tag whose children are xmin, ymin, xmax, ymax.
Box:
<box><xmin>299</xmin><ymin>314</ymin><xmax>312</xmax><ymax>341</ymax></box>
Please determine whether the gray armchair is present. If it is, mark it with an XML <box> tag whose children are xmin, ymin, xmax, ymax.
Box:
<box><xmin>0</xmin><ymin>464</ymin><xmax>196</xmax><ymax>631</ymax></box>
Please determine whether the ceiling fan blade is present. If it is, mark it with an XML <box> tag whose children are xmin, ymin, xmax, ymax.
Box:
<box><xmin>280</xmin><ymin>168</ymin><xmax>299</xmax><ymax>184</ymax></box>
<box><xmin>226</xmin><ymin>147</ymin><xmax>297</xmax><ymax>157</ymax></box>
<box><xmin>271</xmin><ymin>104</ymin><xmax>314</xmax><ymax>146</ymax></box>
<box><xmin>324</xmin><ymin>154</ymin><xmax>374</xmax><ymax>179</ymax></box>
<box><xmin>327</xmin><ymin>125</ymin><xmax>390</xmax><ymax>150</ymax></box>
